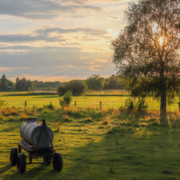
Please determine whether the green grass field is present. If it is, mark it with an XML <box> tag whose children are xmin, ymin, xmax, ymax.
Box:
<box><xmin>0</xmin><ymin>91</ymin><xmax>179</xmax><ymax>111</ymax></box>
<box><xmin>0</xmin><ymin>92</ymin><xmax>180</xmax><ymax>179</ymax></box>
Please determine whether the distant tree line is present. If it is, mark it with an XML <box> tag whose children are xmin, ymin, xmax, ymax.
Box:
<box><xmin>0</xmin><ymin>74</ymin><xmax>126</xmax><ymax>94</ymax></box>
<box><xmin>86</xmin><ymin>74</ymin><xmax>125</xmax><ymax>91</ymax></box>
<box><xmin>0</xmin><ymin>75</ymin><xmax>35</xmax><ymax>92</ymax></box>
<box><xmin>16</xmin><ymin>77</ymin><xmax>35</xmax><ymax>91</ymax></box>
<box><xmin>57</xmin><ymin>74</ymin><xmax>126</xmax><ymax>96</ymax></box>
<box><xmin>32</xmin><ymin>80</ymin><xmax>62</xmax><ymax>91</ymax></box>
<box><xmin>0</xmin><ymin>75</ymin><xmax>15</xmax><ymax>91</ymax></box>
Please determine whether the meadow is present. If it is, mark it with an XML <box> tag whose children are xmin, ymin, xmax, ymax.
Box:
<box><xmin>0</xmin><ymin>90</ymin><xmax>179</xmax><ymax>111</ymax></box>
<box><xmin>0</xmin><ymin>91</ymin><xmax>180</xmax><ymax>179</ymax></box>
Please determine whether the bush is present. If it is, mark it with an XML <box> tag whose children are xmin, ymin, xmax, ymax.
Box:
<box><xmin>57</xmin><ymin>83</ymin><xmax>67</xmax><ymax>95</ymax></box>
<box><xmin>0</xmin><ymin>100</ymin><xmax>7</xmax><ymax>107</ymax></box>
<box><xmin>57</xmin><ymin>80</ymin><xmax>87</xmax><ymax>96</ymax></box>
<box><xmin>125</xmin><ymin>98</ymin><xmax>133</xmax><ymax>110</ymax></box>
<box><xmin>86</xmin><ymin>74</ymin><xmax>105</xmax><ymax>90</ymax></box>
<box><xmin>45</xmin><ymin>104</ymin><xmax>54</xmax><ymax>110</ymax></box>
<box><xmin>59</xmin><ymin>90</ymin><xmax>72</xmax><ymax>107</ymax></box>
<box><xmin>136</xmin><ymin>98</ymin><xmax>148</xmax><ymax>111</ymax></box>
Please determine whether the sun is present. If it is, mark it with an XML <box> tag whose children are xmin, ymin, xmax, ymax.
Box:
<box><xmin>159</xmin><ymin>36</ymin><xmax>164</xmax><ymax>46</ymax></box>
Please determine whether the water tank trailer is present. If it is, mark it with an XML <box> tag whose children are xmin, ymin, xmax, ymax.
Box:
<box><xmin>10</xmin><ymin>118</ymin><xmax>63</xmax><ymax>173</ymax></box>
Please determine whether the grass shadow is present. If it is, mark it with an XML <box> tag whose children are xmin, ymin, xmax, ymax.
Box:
<box><xmin>1</xmin><ymin>110</ymin><xmax>180</xmax><ymax>179</ymax></box>
<box><xmin>0</xmin><ymin>165</ymin><xmax>12</xmax><ymax>176</ymax></box>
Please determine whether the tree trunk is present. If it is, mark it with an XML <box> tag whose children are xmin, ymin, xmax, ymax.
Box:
<box><xmin>160</xmin><ymin>86</ymin><xmax>167</xmax><ymax>125</ymax></box>
<box><xmin>160</xmin><ymin>57</ymin><xmax>167</xmax><ymax>125</ymax></box>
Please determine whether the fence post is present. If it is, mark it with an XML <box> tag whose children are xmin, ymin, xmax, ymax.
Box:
<box><xmin>25</xmin><ymin>101</ymin><xmax>27</xmax><ymax>107</ymax></box>
<box><xmin>178</xmin><ymin>102</ymin><xmax>180</xmax><ymax>112</ymax></box>
<box><xmin>100</xmin><ymin>101</ymin><xmax>102</xmax><ymax>110</ymax></box>
<box><xmin>75</xmin><ymin>100</ymin><xmax>76</xmax><ymax>107</ymax></box>
<box><xmin>50</xmin><ymin>101</ymin><xmax>52</xmax><ymax>105</ymax></box>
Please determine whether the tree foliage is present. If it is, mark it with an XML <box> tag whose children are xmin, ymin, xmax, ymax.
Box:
<box><xmin>59</xmin><ymin>90</ymin><xmax>72</xmax><ymax>107</ymax></box>
<box><xmin>104</xmin><ymin>75</ymin><xmax>125</xmax><ymax>90</ymax></box>
<box><xmin>57</xmin><ymin>80</ymin><xmax>87</xmax><ymax>96</ymax></box>
<box><xmin>112</xmin><ymin>0</ymin><xmax>180</xmax><ymax>120</ymax></box>
<box><xmin>0</xmin><ymin>74</ymin><xmax>14</xmax><ymax>91</ymax></box>
<box><xmin>16</xmin><ymin>78</ymin><xmax>35</xmax><ymax>91</ymax></box>
<box><xmin>32</xmin><ymin>80</ymin><xmax>62</xmax><ymax>90</ymax></box>
<box><xmin>86</xmin><ymin>74</ymin><xmax>105</xmax><ymax>90</ymax></box>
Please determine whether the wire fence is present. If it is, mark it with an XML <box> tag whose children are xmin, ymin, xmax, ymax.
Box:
<box><xmin>4</xmin><ymin>97</ymin><xmax>180</xmax><ymax>112</ymax></box>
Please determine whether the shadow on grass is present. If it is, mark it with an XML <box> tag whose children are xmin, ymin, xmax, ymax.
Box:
<box><xmin>1</xmin><ymin>164</ymin><xmax>47</xmax><ymax>180</ymax></box>
<box><xmin>3</xmin><ymin>93</ymin><xmax>57</xmax><ymax>97</ymax></box>
<box><xmin>0</xmin><ymin>121</ymin><xmax>22</xmax><ymax>133</ymax></box>
<box><xmin>2</xmin><ymin>111</ymin><xmax>180</xmax><ymax>180</ymax></box>
<box><xmin>85</xmin><ymin>94</ymin><xmax>129</xmax><ymax>97</ymax></box>
<box><xmin>0</xmin><ymin>165</ymin><xmax>12</xmax><ymax>175</ymax></box>
<box><xmin>32</xmin><ymin>95</ymin><xmax>59</xmax><ymax>99</ymax></box>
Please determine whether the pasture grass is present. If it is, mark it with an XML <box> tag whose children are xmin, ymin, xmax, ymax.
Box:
<box><xmin>0</xmin><ymin>92</ymin><xmax>180</xmax><ymax>179</ymax></box>
<box><xmin>0</xmin><ymin>105</ymin><xmax>180</xmax><ymax>179</ymax></box>
<box><xmin>0</xmin><ymin>92</ymin><xmax>179</xmax><ymax>111</ymax></box>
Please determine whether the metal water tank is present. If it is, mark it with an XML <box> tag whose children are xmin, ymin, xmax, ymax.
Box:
<box><xmin>20</xmin><ymin>118</ymin><xmax>53</xmax><ymax>148</ymax></box>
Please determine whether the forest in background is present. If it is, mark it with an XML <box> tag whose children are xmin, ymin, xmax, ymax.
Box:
<box><xmin>0</xmin><ymin>74</ymin><xmax>126</xmax><ymax>92</ymax></box>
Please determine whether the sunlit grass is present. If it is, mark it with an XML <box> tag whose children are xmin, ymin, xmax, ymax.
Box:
<box><xmin>0</xmin><ymin>92</ymin><xmax>180</xmax><ymax>179</ymax></box>
<box><xmin>0</xmin><ymin>92</ymin><xmax>179</xmax><ymax>112</ymax></box>
<box><xmin>0</xmin><ymin>106</ymin><xmax>180</xmax><ymax>179</ymax></box>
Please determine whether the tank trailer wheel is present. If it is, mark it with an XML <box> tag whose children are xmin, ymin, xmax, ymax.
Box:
<box><xmin>43</xmin><ymin>157</ymin><xmax>51</xmax><ymax>165</ymax></box>
<box><xmin>17</xmin><ymin>153</ymin><xmax>26</xmax><ymax>173</ymax></box>
<box><xmin>10</xmin><ymin>147</ymin><xmax>17</xmax><ymax>166</ymax></box>
<box><xmin>53</xmin><ymin>152</ymin><xmax>63</xmax><ymax>171</ymax></box>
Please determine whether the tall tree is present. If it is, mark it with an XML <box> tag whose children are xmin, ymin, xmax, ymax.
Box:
<box><xmin>112</xmin><ymin>0</ymin><xmax>180</xmax><ymax>123</ymax></box>
<box><xmin>1</xmin><ymin>74</ymin><xmax>7</xmax><ymax>90</ymax></box>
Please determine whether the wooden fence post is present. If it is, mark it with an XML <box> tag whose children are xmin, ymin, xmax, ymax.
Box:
<box><xmin>25</xmin><ymin>101</ymin><xmax>27</xmax><ymax>107</ymax></box>
<box><xmin>50</xmin><ymin>101</ymin><xmax>52</xmax><ymax>105</ymax></box>
<box><xmin>75</xmin><ymin>100</ymin><xmax>76</xmax><ymax>107</ymax></box>
<box><xmin>100</xmin><ymin>101</ymin><xmax>102</xmax><ymax>110</ymax></box>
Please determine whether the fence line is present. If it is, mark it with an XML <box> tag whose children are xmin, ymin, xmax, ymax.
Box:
<box><xmin>23</xmin><ymin>100</ymin><xmax>180</xmax><ymax>112</ymax></box>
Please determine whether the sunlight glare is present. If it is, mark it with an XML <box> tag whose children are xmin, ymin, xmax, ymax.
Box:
<box><xmin>159</xmin><ymin>37</ymin><xmax>164</xmax><ymax>46</ymax></box>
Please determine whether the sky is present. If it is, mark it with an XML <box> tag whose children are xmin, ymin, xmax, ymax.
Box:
<box><xmin>0</xmin><ymin>0</ymin><xmax>130</xmax><ymax>82</ymax></box>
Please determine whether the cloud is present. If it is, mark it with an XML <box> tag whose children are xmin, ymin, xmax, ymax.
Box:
<box><xmin>85</xmin><ymin>59</ymin><xmax>109</xmax><ymax>64</ymax></box>
<box><xmin>88</xmin><ymin>64</ymin><xmax>103</xmax><ymax>71</ymax></box>
<box><xmin>0</xmin><ymin>67</ymin><xmax>11</xmax><ymax>71</ymax></box>
<box><xmin>0</xmin><ymin>27</ymin><xmax>108</xmax><ymax>44</ymax></box>
<box><xmin>55</xmin><ymin>59</ymin><xmax>108</xmax><ymax>71</ymax></box>
<box><xmin>55</xmin><ymin>64</ymin><xmax>80</xmax><ymax>69</ymax></box>
<box><xmin>0</xmin><ymin>0</ymin><xmax>102</xmax><ymax>20</ymax></box>
<box><xmin>108</xmin><ymin>14</ymin><xmax>119</xmax><ymax>21</ymax></box>
<box><xmin>13</xmin><ymin>67</ymin><xmax>29</xmax><ymax>70</ymax></box>
<box><xmin>61</xmin><ymin>0</ymin><xmax>127</xmax><ymax>5</ymax></box>
<box><xmin>0</xmin><ymin>66</ymin><xmax>29</xmax><ymax>71</ymax></box>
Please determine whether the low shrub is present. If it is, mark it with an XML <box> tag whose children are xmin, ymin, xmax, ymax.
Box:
<box><xmin>59</xmin><ymin>90</ymin><xmax>72</xmax><ymax>107</ymax></box>
<box><xmin>3</xmin><ymin>108</ymin><xmax>18</xmax><ymax>116</ymax></box>
<box><xmin>45</xmin><ymin>104</ymin><xmax>54</xmax><ymax>110</ymax></box>
<box><xmin>136</xmin><ymin>98</ymin><xmax>148</xmax><ymax>111</ymax></box>
<box><xmin>125</xmin><ymin>98</ymin><xmax>133</xmax><ymax>110</ymax></box>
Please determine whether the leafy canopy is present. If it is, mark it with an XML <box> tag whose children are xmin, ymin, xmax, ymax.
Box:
<box><xmin>112</xmin><ymin>0</ymin><xmax>180</xmax><ymax>104</ymax></box>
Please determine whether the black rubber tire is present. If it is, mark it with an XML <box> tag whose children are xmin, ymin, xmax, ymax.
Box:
<box><xmin>43</xmin><ymin>157</ymin><xmax>51</xmax><ymax>165</ymax></box>
<box><xmin>53</xmin><ymin>152</ymin><xmax>63</xmax><ymax>171</ymax></box>
<box><xmin>10</xmin><ymin>147</ymin><xmax>17</xmax><ymax>166</ymax></box>
<box><xmin>17</xmin><ymin>153</ymin><xmax>26</xmax><ymax>173</ymax></box>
